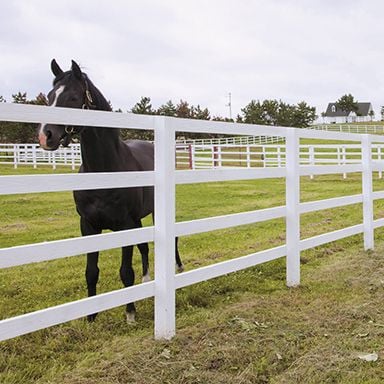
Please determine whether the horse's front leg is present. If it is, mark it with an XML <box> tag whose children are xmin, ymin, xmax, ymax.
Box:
<box><xmin>81</xmin><ymin>217</ymin><xmax>101</xmax><ymax>322</ymax></box>
<box><xmin>135</xmin><ymin>219</ymin><xmax>150</xmax><ymax>282</ymax></box>
<box><xmin>120</xmin><ymin>244</ymin><xmax>136</xmax><ymax>323</ymax></box>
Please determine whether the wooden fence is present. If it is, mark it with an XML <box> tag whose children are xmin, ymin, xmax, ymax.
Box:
<box><xmin>0</xmin><ymin>102</ymin><xmax>384</xmax><ymax>341</ymax></box>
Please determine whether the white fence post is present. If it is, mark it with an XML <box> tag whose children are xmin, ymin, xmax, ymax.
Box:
<box><xmin>342</xmin><ymin>145</ymin><xmax>347</xmax><ymax>179</ymax></box>
<box><xmin>362</xmin><ymin>135</ymin><xmax>374</xmax><ymax>251</ymax></box>
<box><xmin>285</xmin><ymin>129</ymin><xmax>300</xmax><ymax>287</ymax></box>
<box><xmin>154</xmin><ymin>116</ymin><xmax>176</xmax><ymax>340</ymax></box>
<box><xmin>309</xmin><ymin>145</ymin><xmax>314</xmax><ymax>180</ymax></box>
<box><xmin>13</xmin><ymin>144</ymin><xmax>18</xmax><ymax>169</ymax></box>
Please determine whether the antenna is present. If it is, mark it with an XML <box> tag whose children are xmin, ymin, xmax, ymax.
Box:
<box><xmin>226</xmin><ymin>92</ymin><xmax>232</xmax><ymax>120</ymax></box>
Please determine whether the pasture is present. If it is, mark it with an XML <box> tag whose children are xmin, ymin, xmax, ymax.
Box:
<box><xmin>1</xmin><ymin>164</ymin><xmax>384</xmax><ymax>383</ymax></box>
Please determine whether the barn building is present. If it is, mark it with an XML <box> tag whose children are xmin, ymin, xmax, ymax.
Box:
<box><xmin>323</xmin><ymin>102</ymin><xmax>373</xmax><ymax>124</ymax></box>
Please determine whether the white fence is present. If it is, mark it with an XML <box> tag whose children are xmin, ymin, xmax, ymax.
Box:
<box><xmin>0</xmin><ymin>143</ymin><xmax>81</xmax><ymax>169</ymax></box>
<box><xmin>310</xmin><ymin>124</ymin><xmax>384</xmax><ymax>134</ymax></box>
<box><xmin>3</xmin><ymin>142</ymin><xmax>384</xmax><ymax>181</ymax></box>
<box><xmin>0</xmin><ymin>102</ymin><xmax>384</xmax><ymax>341</ymax></box>
<box><xmin>177</xmin><ymin>134</ymin><xmax>283</xmax><ymax>146</ymax></box>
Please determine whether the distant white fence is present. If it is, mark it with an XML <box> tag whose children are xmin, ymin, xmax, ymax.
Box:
<box><xmin>3</xmin><ymin>142</ymin><xmax>384</xmax><ymax>181</ymax></box>
<box><xmin>310</xmin><ymin>124</ymin><xmax>384</xmax><ymax>134</ymax></box>
<box><xmin>0</xmin><ymin>103</ymin><xmax>384</xmax><ymax>342</ymax></box>
<box><xmin>178</xmin><ymin>143</ymin><xmax>384</xmax><ymax>179</ymax></box>
<box><xmin>0</xmin><ymin>143</ymin><xmax>81</xmax><ymax>169</ymax></box>
<box><xmin>177</xmin><ymin>134</ymin><xmax>283</xmax><ymax>146</ymax></box>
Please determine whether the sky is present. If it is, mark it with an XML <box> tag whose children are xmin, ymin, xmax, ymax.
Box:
<box><xmin>1</xmin><ymin>0</ymin><xmax>384</xmax><ymax>123</ymax></box>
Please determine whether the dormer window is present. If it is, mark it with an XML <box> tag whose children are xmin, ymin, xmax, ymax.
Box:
<box><xmin>331</xmin><ymin>105</ymin><xmax>336</xmax><ymax>113</ymax></box>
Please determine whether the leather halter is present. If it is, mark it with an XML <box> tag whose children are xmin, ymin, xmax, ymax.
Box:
<box><xmin>82</xmin><ymin>78</ymin><xmax>95</xmax><ymax>110</ymax></box>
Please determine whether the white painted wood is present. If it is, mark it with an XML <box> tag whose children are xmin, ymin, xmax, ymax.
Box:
<box><xmin>285</xmin><ymin>129</ymin><xmax>300</xmax><ymax>287</ymax></box>
<box><xmin>168</xmin><ymin>117</ymin><xmax>290</xmax><ymax>137</ymax></box>
<box><xmin>175</xmin><ymin>206</ymin><xmax>285</xmax><ymax>237</ymax></box>
<box><xmin>0</xmin><ymin>171</ymin><xmax>154</xmax><ymax>195</ymax></box>
<box><xmin>299</xmin><ymin>194</ymin><xmax>363</xmax><ymax>214</ymax></box>
<box><xmin>0</xmin><ymin>227</ymin><xmax>154</xmax><ymax>268</ymax></box>
<box><xmin>154</xmin><ymin>117</ymin><xmax>176</xmax><ymax>340</ymax></box>
<box><xmin>299</xmin><ymin>164</ymin><xmax>362</xmax><ymax>176</ymax></box>
<box><xmin>175</xmin><ymin>245</ymin><xmax>286</xmax><ymax>289</ymax></box>
<box><xmin>175</xmin><ymin>167</ymin><xmax>285</xmax><ymax>184</ymax></box>
<box><xmin>374</xmin><ymin>218</ymin><xmax>384</xmax><ymax>228</ymax></box>
<box><xmin>1</xmin><ymin>104</ymin><xmax>384</xmax><ymax>342</ymax></box>
<box><xmin>0</xmin><ymin>103</ymin><xmax>155</xmax><ymax>130</ymax></box>
<box><xmin>0</xmin><ymin>281</ymin><xmax>155</xmax><ymax>342</ymax></box>
<box><xmin>3</xmin><ymin>142</ymin><xmax>384</xmax><ymax>173</ymax></box>
<box><xmin>300</xmin><ymin>224</ymin><xmax>363</xmax><ymax>251</ymax></box>
<box><xmin>362</xmin><ymin>135</ymin><xmax>374</xmax><ymax>250</ymax></box>
<box><xmin>373</xmin><ymin>191</ymin><xmax>384</xmax><ymax>200</ymax></box>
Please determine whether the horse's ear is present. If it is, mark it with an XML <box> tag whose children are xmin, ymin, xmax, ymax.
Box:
<box><xmin>51</xmin><ymin>59</ymin><xmax>63</xmax><ymax>77</ymax></box>
<box><xmin>71</xmin><ymin>60</ymin><xmax>83</xmax><ymax>80</ymax></box>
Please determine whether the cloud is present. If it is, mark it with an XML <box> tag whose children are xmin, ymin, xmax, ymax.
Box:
<box><xmin>1</xmin><ymin>0</ymin><xmax>384</xmax><ymax>120</ymax></box>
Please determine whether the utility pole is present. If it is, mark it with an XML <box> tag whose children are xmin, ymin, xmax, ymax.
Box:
<box><xmin>226</xmin><ymin>92</ymin><xmax>232</xmax><ymax>120</ymax></box>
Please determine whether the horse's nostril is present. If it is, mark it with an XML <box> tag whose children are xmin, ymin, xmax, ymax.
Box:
<box><xmin>46</xmin><ymin>130</ymin><xmax>52</xmax><ymax>140</ymax></box>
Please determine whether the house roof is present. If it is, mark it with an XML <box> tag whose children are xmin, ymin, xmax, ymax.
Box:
<box><xmin>325</xmin><ymin>102</ymin><xmax>372</xmax><ymax>117</ymax></box>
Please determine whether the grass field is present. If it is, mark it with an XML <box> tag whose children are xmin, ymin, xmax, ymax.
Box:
<box><xmin>1</xmin><ymin>164</ymin><xmax>384</xmax><ymax>383</ymax></box>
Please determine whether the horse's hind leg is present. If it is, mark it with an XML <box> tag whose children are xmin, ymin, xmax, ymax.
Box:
<box><xmin>137</xmin><ymin>242</ymin><xmax>150</xmax><ymax>282</ymax></box>
<box><xmin>120</xmin><ymin>244</ymin><xmax>136</xmax><ymax>323</ymax></box>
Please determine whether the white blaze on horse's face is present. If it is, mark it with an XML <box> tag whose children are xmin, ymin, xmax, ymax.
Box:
<box><xmin>38</xmin><ymin>85</ymin><xmax>66</xmax><ymax>149</ymax></box>
<box><xmin>49</xmin><ymin>85</ymin><xmax>66</xmax><ymax>107</ymax></box>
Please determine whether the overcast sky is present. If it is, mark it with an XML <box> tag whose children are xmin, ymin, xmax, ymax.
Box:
<box><xmin>1</xmin><ymin>0</ymin><xmax>384</xmax><ymax>122</ymax></box>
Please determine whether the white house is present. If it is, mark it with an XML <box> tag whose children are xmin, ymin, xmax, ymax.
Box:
<box><xmin>323</xmin><ymin>102</ymin><xmax>373</xmax><ymax>124</ymax></box>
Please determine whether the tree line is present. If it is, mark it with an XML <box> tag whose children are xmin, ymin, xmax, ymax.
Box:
<box><xmin>0</xmin><ymin>92</ymin><xmax>317</xmax><ymax>143</ymax></box>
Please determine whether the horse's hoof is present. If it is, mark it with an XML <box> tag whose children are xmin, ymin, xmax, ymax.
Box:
<box><xmin>176</xmin><ymin>264</ymin><xmax>184</xmax><ymax>273</ymax></box>
<box><xmin>87</xmin><ymin>313</ymin><xmax>98</xmax><ymax>322</ymax></box>
<box><xmin>142</xmin><ymin>273</ymin><xmax>151</xmax><ymax>283</ymax></box>
<box><xmin>126</xmin><ymin>312</ymin><xmax>136</xmax><ymax>324</ymax></box>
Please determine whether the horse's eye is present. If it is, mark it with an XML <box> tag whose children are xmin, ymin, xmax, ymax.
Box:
<box><xmin>70</xmin><ymin>96</ymin><xmax>79</xmax><ymax>102</ymax></box>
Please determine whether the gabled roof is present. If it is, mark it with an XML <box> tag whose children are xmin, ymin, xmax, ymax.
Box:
<box><xmin>325</xmin><ymin>102</ymin><xmax>372</xmax><ymax>117</ymax></box>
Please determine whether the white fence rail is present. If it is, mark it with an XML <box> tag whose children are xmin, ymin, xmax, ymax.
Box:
<box><xmin>0</xmin><ymin>143</ymin><xmax>81</xmax><ymax>169</ymax></box>
<box><xmin>310</xmin><ymin>124</ymin><xmax>384</xmax><ymax>134</ymax></box>
<box><xmin>177</xmin><ymin>134</ymin><xmax>283</xmax><ymax>146</ymax></box>
<box><xmin>0</xmin><ymin>102</ymin><xmax>384</xmax><ymax>341</ymax></box>
<box><xmin>3</xmin><ymin>142</ymin><xmax>384</xmax><ymax>181</ymax></box>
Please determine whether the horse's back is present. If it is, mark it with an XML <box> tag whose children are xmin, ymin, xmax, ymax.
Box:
<box><xmin>124</xmin><ymin>140</ymin><xmax>154</xmax><ymax>171</ymax></box>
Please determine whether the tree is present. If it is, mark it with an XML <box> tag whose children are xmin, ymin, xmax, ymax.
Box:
<box><xmin>191</xmin><ymin>105</ymin><xmax>210</xmax><ymax>120</ymax></box>
<box><xmin>237</xmin><ymin>100</ymin><xmax>265</xmax><ymax>124</ymax></box>
<box><xmin>157</xmin><ymin>100</ymin><xmax>177</xmax><ymax>117</ymax></box>
<box><xmin>131</xmin><ymin>97</ymin><xmax>154</xmax><ymax>115</ymax></box>
<box><xmin>292</xmin><ymin>101</ymin><xmax>317</xmax><ymax>128</ymax></box>
<box><xmin>335</xmin><ymin>94</ymin><xmax>359</xmax><ymax>114</ymax></box>
<box><xmin>175</xmin><ymin>100</ymin><xmax>192</xmax><ymax>118</ymax></box>
<box><xmin>369</xmin><ymin>109</ymin><xmax>375</xmax><ymax>122</ymax></box>
<box><xmin>238</xmin><ymin>99</ymin><xmax>317</xmax><ymax>128</ymax></box>
<box><xmin>30</xmin><ymin>93</ymin><xmax>48</xmax><ymax>106</ymax></box>
<box><xmin>0</xmin><ymin>92</ymin><xmax>50</xmax><ymax>143</ymax></box>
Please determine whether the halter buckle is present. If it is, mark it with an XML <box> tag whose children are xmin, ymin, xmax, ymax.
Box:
<box><xmin>65</xmin><ymin>126</ymin><xmax>76</xmax><ymax>134</ymax></box>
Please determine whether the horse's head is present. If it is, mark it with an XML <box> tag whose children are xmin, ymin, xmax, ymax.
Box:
<box><xmin>38</xmin><ymin>59</ymin><xmax>95</xmax><ymax>150</ymax></box>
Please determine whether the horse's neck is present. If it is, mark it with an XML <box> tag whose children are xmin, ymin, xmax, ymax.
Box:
<box><xmin>80</xmin><ymin>128</ymin><xmax>126</xmax><ymax>172</ymax></box>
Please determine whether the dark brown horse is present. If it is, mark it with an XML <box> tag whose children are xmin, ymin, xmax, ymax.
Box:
<box><xmin>38</xmin><ymin>59</ymin><xmax>183</xmax><ymax>322</ymax></box>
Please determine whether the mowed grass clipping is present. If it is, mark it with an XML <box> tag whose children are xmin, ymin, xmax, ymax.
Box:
<box><xmin>0</xmin><ymin>164</ymin><xmax>384</xmax><ymax>383</ymax></box>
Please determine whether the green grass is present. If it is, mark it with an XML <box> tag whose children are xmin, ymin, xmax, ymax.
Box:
<box><xmin>1</xmin><ymin>164</ymin><xmax>384</xmax><ymax>383</ymax></box>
